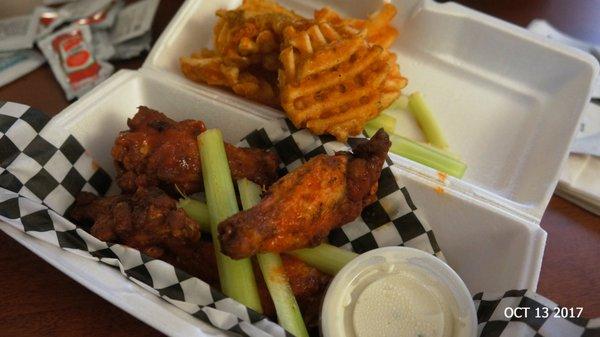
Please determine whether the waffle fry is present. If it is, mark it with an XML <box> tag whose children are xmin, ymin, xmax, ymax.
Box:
<box><xmin>180</xmin><ymin>0</ymin><xmax>407</xmax><ymax>141</ymax></box>
<box><xmin>279</xmin><ymin>21</ymin><xmax>406</xmax><ymax>141</ymax></box>
<box><xmin>180</xmin><ymin>51</ymin><xmax>279</xmax><ymax>106</ymax></box>
<box><xmin>314</xmin><ymin>4</ymin><xmax>398</xmax><ymax>48</ymax></box>
<box><xmin>213</xmin><ymin>0</ymin><xmax>303</xmax><ymax>70</ymax></box>
<box><xmin>180</xmin><ymin>0</ymin><xmax>300</xmax><ymax>106</ymax></box>
<box><xmin>381</xmin><ymin>52</ymin><xmax>407</xmax><ymax>108</ymax></box>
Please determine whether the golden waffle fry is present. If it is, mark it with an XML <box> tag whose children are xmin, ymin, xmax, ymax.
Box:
<box><xmin>181</xmin><ymin>0</ymin><xmax>302</xmax><ymax>106</ymax></box>
<box><xmin>279</xmin><ymin>22</ymin><xmax>406</xmax><ymax>141</ymax></box>
<box><xmin>180</xmin><ymin>50</ymin><xmax>231</xmax><ymax>86</ymax></box>
<box><xmin>180</xmin><ymin>0</ymin><xmax>407</xmax><ymax>141</ymax></box>
<box><xmin>314</xmin><ymin>3</ymin><xmax>398</xmax><ymax>48</ymax></box>
<box><xmin>212</xmin><ymin>0</ymin><xmax>304</xmax><ymax>70</ymax></box>
<box><xmin>380</xmin><ymin>52</ymin><xmax>407</xmax><ymax>108</ymax></box>
<box><xmin>181</xmin><ymin>0</ymin><xmax>296</xmax><ymax>106</ymax></box>
<box><xmin>180</xmin><ymin>54</ymin><xmax>279</xmax><ymax>106</ymax></box>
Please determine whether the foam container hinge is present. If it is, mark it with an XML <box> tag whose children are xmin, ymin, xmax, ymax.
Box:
<box><xmin>7</xmin><ymin>0</ymin><xmax>598</xmax><ymax>336</ymax></box>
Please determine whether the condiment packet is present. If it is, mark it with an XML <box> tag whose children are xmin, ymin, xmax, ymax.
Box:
<box><xmin>93</xmin><ymin>18</ymin><xmax>152</xmax><ymax>61</ymax></box>
<box><xmin>574</xmin><ymin>102</ymin><xmax>600</xmax><ymax>140</ymax></box>
<box><xmin>60</xmin><ymin>0</ymin><xmax>113</xmax><ymax>24</ymax></box>
<box><xmin>112</xmin><ymin>31</ymin><xmax>152</xmax><ymax>60</ymax></box>
<box><xmin>110</xmin><ymin>0</ymin><xmax>160</xmax><ymax>44</ymax></box>
<box><xmin>91</xmin><ymin>30</ymin><xmax>116</xmax><ymax>61</ymax></box>
<box><xmin>37</xmin><ymin>23</ymin><xmax>114</xmax><ymax>100</ymax></box>
<box><xmin>0</xmin><ymin>15</ymin><xmax>40</xmax><ymax>52</ymax></box>
<box><xmin>33</xmin><ymin>6</ymin><xmax>70</xmax><ymax>40</ymax></box>
<box><xmin>0</xmin><ymin>50</ymin><xmax>46</xmax><ymax>87</ymax></box>
<box><xmin>72</xmin><ymin>0</ymin><xmax>124</xmax><ymax>30</ymax></box>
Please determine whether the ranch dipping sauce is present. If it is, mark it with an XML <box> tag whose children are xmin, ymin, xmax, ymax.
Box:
<box><xmin>352</xmin><ymin>267</ymin><xmax>458</xmax><ymax>337</ymax></box>
<box><xmin>321</xmin><ymin>247</ymin><xmax>477</xmax><ymax>337</ymax></box>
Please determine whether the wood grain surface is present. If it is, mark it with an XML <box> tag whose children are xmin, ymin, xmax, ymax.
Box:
<box><xmin>0</xmin><ymin>1</ymin><xmax>599</xmax><ymax>336</ymax></box>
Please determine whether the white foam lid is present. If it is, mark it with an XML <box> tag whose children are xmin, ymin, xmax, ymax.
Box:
<box><xmin>143</xmin><ymin>0</ymin><xmax>598</xmax><ymax>221</ymax></box>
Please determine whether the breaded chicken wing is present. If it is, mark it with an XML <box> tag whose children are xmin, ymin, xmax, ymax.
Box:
<box><xmin>218</xmin><ymin>129</ymin><xmax>391</xmax><ymax>259</ymax></box>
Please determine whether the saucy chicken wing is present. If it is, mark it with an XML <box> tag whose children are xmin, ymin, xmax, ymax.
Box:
<box><xmin>113</xmin><ymin>106</ymin><xmax>280</xmax><ymax>195</ymax></box>
<box><xmin>69</xmin><ymin>188</ymin><xmax>221</xmax><ymax>287</ymax></box>
<box><xmin>158</xmin><ymin>240</ymin><xmax>330</xmax><ymax>327</ymax></box>
<box><xmin>218</xmin><ymin>129</ymin><xmax>391</xmax><ymax>259</ymax></box>
<box><xmin>281</xmin><ymin>254</ymin><xmax>331</xmax><ymax>328</ymax></box>
<box><xmin>69</xmin><ymin>187</ymin><xmax>201</xmax><ymax>259</ymax></box>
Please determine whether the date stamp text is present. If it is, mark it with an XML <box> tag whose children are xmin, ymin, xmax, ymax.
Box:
<box><xmin>504</xmin><ymin>307</ymin><xmax>583</xmax><ymax>319</ymax></box>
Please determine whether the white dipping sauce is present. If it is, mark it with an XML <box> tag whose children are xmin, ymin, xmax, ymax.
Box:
<box><xmin>352</xmin><ymin>269</ymin><xmax>454</xmax><ymax>337</ymax></box>
<box><xmin>321</xmin><ymin>247</ymin><xmax>477</xmax><ymax>337</ymax></box>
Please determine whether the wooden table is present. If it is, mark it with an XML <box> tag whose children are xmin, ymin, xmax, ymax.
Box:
<box><xmin>1</xmin><ymin>1</ymin><xmax>599</xmax><ymax>336</ymax></box>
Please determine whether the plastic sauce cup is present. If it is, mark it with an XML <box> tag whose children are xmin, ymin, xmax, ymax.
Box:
<box><xmin>321</xmin><ymin>247</ymin><xmax>477</xmax><ymax>337</ymax></box>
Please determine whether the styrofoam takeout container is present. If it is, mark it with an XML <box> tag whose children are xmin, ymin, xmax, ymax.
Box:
<box><xmin>2</xmin><ymin>0</ymin><xmax>597</xmax><ymax>336</ymax></box>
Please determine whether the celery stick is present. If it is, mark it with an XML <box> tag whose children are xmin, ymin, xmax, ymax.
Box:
<box><xmin>390</xmin><ymin>133</ymin><xmax>467</xmax><ymax>178</ymax></box>
<box><xmin>364</xmin><ymin>126</ymin><xmax>378</xmax><ymax>138</ymax></box>
<box><xmin>238</xmin><ymin>179</ymin><xmax>309</xmax><ymax>337</ymax></box>
<box><xmin>256</xmin><ymin>253</ymin><xmax>308</xmax><ymax>337</ymax></box>
<box><xmin>198</xmin><ymin>129</ymin><xmax>263</xmax><ymax>313</ymax></box>
<box><xmin>408</xmin><ymin>92</ymin><xmax>449</xmax><ymax>150</ymax></box>
<box><xmin>365</xmin><ymin>113</ymin><xmax>396</xmax><ymax>134</ymax></box>
<box><xmin>365</xmin><ymin>127</ymin><xmax>466</xmax><ymax>178</ymax></box>
<box><xmin>178</xmin><ymin>198</ymin><xmax>211</xmax><ymax>233</ymax></box>
<box><xmin>237</xmin><ymin>178</ymin><xmax>263</xmax><ymax>212</ymax></box>
<box><xmin>289</xmin><ymin>244</ymin><xmax>358</xmax><ymax>275</ymax></box>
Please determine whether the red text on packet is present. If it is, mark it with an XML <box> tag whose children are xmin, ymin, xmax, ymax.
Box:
<box><xmin>51</xmin><ymin>30</ymin><xmax>100</xmax><ymax>86</ymax></box>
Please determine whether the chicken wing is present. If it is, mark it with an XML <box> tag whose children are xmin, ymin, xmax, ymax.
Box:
<box><xmin>69</xmin><ymin>187</ymin><xmax>201</xmax><ymax>259</ymax></box>
<box><xmin>113</xmin><ymin>106</ymin><xmax>280</xmax><ymax>195</ymax></box>
<box><xmin>70</xmin><ymin>189</ymin><xmax>330</xmax><ymax>325</ymax></box>
<box><xmin>158</xmin><ymin>240</ymin><xmax>330</xmax><ymax>327</ymax></box>
<box><xmin>281</xmin><ymin>254</ymin><xmax>331</xmax><ymax>328</ymax></box>
<box><xmin>218</xmin><ymin>129</ymin><xmax>391</xmax><ymax>259</ymax></box>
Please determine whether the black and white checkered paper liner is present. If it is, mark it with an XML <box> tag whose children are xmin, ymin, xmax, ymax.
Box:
<box><xmin>1</xmin><ymin>101</ymin><xmax>598</xmax><ymax>337</ymax></box>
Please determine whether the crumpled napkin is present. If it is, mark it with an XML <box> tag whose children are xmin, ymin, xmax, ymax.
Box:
<box><xmin>571</xmin><ymin>103</ymin><xmax>600</xmax><ymax>157</ymax></box>
<box><xmin>528</xmin><ymin>20</ymin><xmax>600</xmax><ymax>215</ymax></box>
